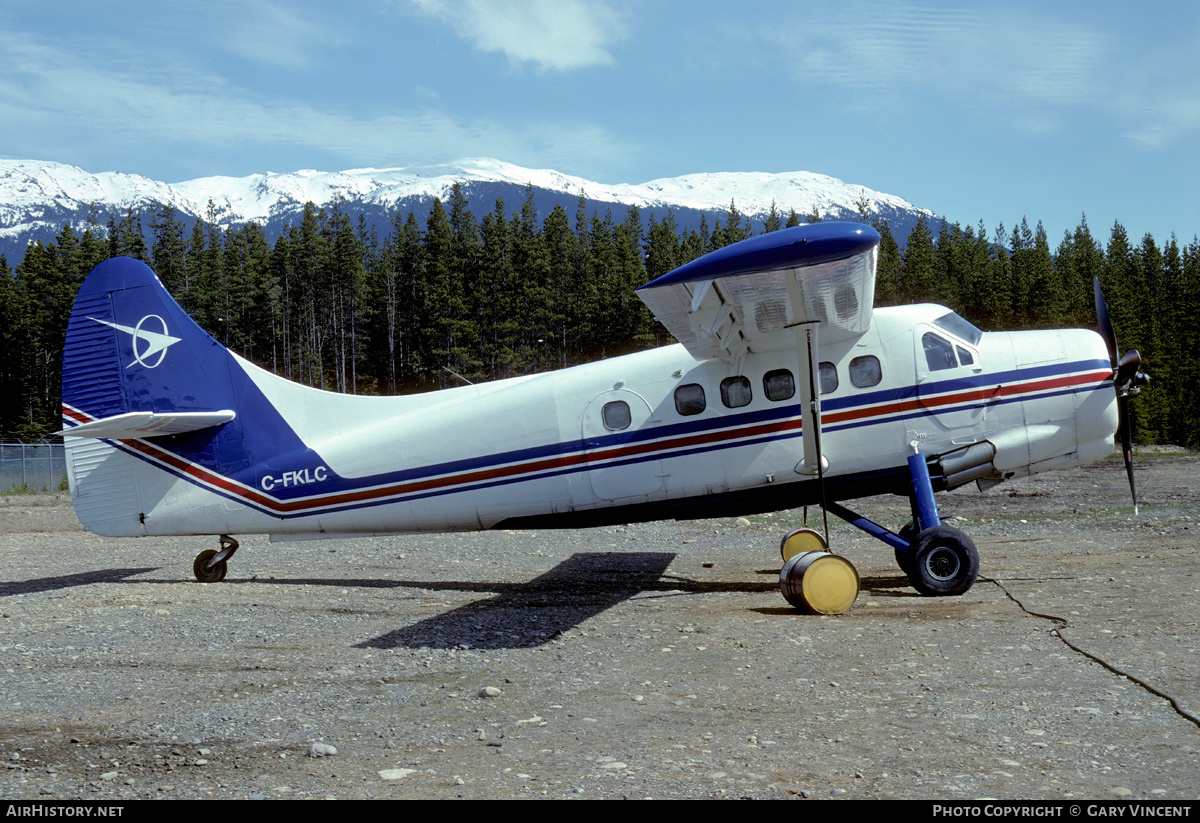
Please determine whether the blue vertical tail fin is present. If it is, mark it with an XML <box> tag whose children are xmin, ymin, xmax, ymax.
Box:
<box><xmin>60</xmin><ymin>257</ymin><xmax>315</xmax><ymax>537</ymax></box>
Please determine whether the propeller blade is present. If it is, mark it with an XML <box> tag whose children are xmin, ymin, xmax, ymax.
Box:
<box><xmin>1095</xmin><ymin>278</ymin><xmax>1140</xmax><ymax>515</ymax></box>
<box><xmin>1093</xmin><ymin>277</ymin><xmax>1118</xmax><ymax>369</ymax></box>
<box><xmin>1119</xmin><ymin>395</ymin><xmax>1138</xmax><ymax>516</ymax></box>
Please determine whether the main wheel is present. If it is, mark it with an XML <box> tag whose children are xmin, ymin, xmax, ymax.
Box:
<box><xmin>906</xmin><ymin>525</ymin><xmax>978</xmax><ymax>596</ymax></box>
<box><xmin>193</xmin><ymin>549</ymin><xmax>227</xmax><ymax>583</ymax></box>
<box><xmin>894</xmin><ymin>520</ymin><xmax>919</xmax><ymax>574</ymax></box>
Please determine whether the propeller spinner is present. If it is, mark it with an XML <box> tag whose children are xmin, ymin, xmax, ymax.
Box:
<box><xmin>1093</xmin><ymin>277</ymin><xmax>1150</xmax><ymax>514</ymax></box>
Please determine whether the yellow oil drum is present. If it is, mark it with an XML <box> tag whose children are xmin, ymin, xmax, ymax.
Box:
<box><xmin>779</xmin><ymin>526</ymin><xmax>827</xmax><ymax>561</ymax></box>
<box><xmin>779</xmin><ymin>550</ymin><xmax>860</xmax><ymax>615</ymax></box>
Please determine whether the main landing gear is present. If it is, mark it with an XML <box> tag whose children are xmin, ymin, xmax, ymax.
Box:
<box><xmin>193</xmin><ymin>535</ymin><xmax>240</xmax><ymax>583</ymax></box>
<box><xmin>777</xmin><ymin>447</ymin><xmax>980</xmax><ymax>613</ymax></box>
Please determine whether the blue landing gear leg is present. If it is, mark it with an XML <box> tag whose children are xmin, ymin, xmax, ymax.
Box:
<box><xmin>903</xmin><ymin>449</ymin><xmax>978</xmax><ymax>595</ymax></box>
<box><xmin>824</xmin><ymin>449</ymin><xmax>979</xmax><ymax>597</ymax></box>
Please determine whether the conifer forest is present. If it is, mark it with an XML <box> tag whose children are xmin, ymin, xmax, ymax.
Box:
<box><xmin>2</xmin><ymin>182</ymin><xmax>1196</xmax><ymax>449</ymax></box>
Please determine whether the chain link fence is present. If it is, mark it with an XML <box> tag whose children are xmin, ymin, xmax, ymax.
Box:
<box><xmin>0</xmin><ymin>443</ymin><xmax>68</xmax><ymax>494</ymax></box>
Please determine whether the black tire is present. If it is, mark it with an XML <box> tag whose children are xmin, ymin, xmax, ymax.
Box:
<box><xmin>906</xmin><ymin>525</ymin><xmax>978</xmax><ymax>596</ymax></box>
<box><xmin>894</xmin><ymin>520</ymin><xmax>919</xmax><ymax>574</ymax></box>
<box><xmin>193</xmin><ymin>549</ymin><xmax>227</xmax><ymax>583</ymax></box>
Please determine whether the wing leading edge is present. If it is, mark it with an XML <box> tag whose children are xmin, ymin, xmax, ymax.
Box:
<box><xmin>636</xmin><ymin>222</ymin><xmax>880</xmax><ymax>362</ymax></box>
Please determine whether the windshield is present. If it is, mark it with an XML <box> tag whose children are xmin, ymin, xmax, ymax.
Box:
<box><xmin>933</xmin><ymin>312</ymin><xmax>983</xmax><ymax>346</ymax></box>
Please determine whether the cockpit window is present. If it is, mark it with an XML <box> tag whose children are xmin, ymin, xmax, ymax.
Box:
<box><xmin>933</xmin><ymin>312</ymin><xmax>983</xmax><ymax>346</ymax></box>
<box><xmin>955</xmin><ymin>345</ymin><xmax>974</xmax><ymax>366</ymax></box>
<box><xmin>923</xmin><ymin>332</ymin><xmax>958</xmax><ymax>371</ymax></box>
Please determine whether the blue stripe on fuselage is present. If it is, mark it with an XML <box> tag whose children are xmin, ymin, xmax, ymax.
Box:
<box><xmin>76</xmin><ymin>357</ymin><xmax>1111</xmax><ymax>520</ymax></box>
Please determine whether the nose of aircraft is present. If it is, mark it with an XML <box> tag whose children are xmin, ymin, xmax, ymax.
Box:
<box><xmin>1073</xmin><ymin>327</ymin><xmax>1121</xmax><ymax>442</ymax></box>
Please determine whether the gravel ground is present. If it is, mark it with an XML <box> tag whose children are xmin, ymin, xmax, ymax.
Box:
<box><xmin>1</xmin><ymin>451</ymin><xmax>1198</xmax><ymax>800</ymax></box>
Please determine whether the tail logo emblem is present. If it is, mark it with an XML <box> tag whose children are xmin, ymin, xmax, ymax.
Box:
<box><xmin>89</xmin><ymin>315</ymin><xmax>182</xmax><ymax>369</ymax></box>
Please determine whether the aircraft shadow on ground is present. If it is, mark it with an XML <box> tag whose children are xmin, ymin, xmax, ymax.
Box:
<box><xmin>0</xmin><ymin>568</ymin><xmax>160</xmax><ymax>597</ymax></box>
<box><xmin>361</xmin><ymin>551</ymin><xmax>684</xmax><ymax>650</ymax></box>
<box><xmin>860</xmin><ymin>573</ymin><xmax>918</xmax><ymax>594</ymax></box>
<box><xmin>5</xmin><ymin>554</ymin><xmax>794</xmax><ymax>649</ymax></box>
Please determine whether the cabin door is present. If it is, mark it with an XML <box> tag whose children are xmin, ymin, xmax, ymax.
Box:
<box><xmin>581</xmin><ymin>389</ymin><xmax>666</xmax><ymax>501</ymax></box>
<box><xmin>912</xmin><ymin>324</ymin><xmax>987</xmax><ymax>436</ymax></box>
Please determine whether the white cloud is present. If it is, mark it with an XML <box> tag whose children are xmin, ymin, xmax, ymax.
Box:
<box><xmin>751</xmin><ymin>0</ymin><xmax>1200</xmax><ymax>150</ymax></box>
<box><xmin>774</xmin><ymin>3</ymin><xmax>1105</xmax><ymax>109</ymax></box>
<box><xmin>219</xmin><ymin>1</ymin><xmax>340</xmax><ymax>71</ymax></box>
<box><xmin>407</xmin><ymin>0</ymin><xmax>627</xmax><ymax>71</ymax></box>
<box><xmin>0</xmin><ymin>30</ymin><xmax>638</xmax><ymax>178</ymax></box>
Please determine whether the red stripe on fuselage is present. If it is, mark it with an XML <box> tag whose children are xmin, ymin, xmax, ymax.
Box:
<box><xmin>60</xmin><ymin>368</ymin><xmax>1111</xmax><ymax>516</ymax></box>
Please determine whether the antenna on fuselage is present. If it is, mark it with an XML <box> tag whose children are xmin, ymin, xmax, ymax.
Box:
<box><xmin>443</xmin><ymin>366</ymin><xmax>475</xmax><ymax>386</ymax></box>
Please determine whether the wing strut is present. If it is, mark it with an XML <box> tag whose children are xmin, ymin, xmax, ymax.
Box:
<box><xmin>793</xmin><ymin>321</ymin><xmax>829</xmax><ymax>545</ymax></box>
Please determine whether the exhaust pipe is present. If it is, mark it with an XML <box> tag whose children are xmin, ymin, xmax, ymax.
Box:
<box><xmin>937</xmin><ymin>442</ymin><xmax>997</xmax><ymax>489</ymax></box>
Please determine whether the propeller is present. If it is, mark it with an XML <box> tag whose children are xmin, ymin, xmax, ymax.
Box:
<box><xmin>1093</xmin><ymin>277</ymin><xmax>1150</xmax><ymax>514</ymax></box>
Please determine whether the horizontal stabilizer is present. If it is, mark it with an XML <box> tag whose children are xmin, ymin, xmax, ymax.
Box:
<box><xmin>59</xmin><ymin>410</ymin><xmax>236</xmax><ymax>439</ymax></box>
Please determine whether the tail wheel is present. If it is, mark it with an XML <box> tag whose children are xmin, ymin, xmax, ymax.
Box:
<box><xmin>907</xmin><ymin>526</ymin><xmax>978</xmax><ymax>596</ymax></box>
<box><xmin>193</xmin><ymin>549</ymin><xmax>227</xmax><ymax>583</ymax></box>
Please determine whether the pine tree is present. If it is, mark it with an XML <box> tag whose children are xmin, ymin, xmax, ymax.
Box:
<box><xmin>422</xmin><ymin>197</ymin><xmax>455</xmax><ymax>386</ymax></box>
<box><xmin>151</xmin><ymin>204</ymin><xmax>188</xmax><ymax>297</ymax></box>
<box><xmin>1100</xmin><ymin>221</ymin><xmax>1150</xmax><ymax>441</ymax></box>
<box><xmin>872</xmin><ymin>221</ymin><xmax>902</xmax><ymax>307</ymax></box>
<box><xmin>543</xmin><ymin>203</ymin><xmax>583</xmax><ymax>368</ymax></box>
<box><xmin>900</xmin><ymin>215</ymin><xmax>937</xmax><ymax>304</ymax></box>
<box><xmin>1053</xmin><ymin>215</ymin><xmax>1104</xmax><ymax>330</ymax></box>
<box><xmin>763</xmin><ymin>200</ymin><xmax>782</xmax><ymax>233</ymax></box>
<box><xmin>446</xmin><ymin>183</ymin><xmax>482</xmax><ymax>378</ymax></box>
<box><xmin>0</xmin><ymin>253</ymin><xmax>29</xmax><ymax>439</ymax></box>
<box><xmin>509</xmin><ymin>187</ymin><xmax>553</xmax><ymax>373</ymax></box>
<box><xmin>323</xmin><ymin>201</ymin><xmax>365</xmax><ymax>393</ymax></box>
<box><xmin>478</xmin><ymin>199</ymin><xmax>515</xmax><ymax>376</ymax></box>
<box><xmin>1026</xmin><ymin>221</ymin><xmax>1060</xmax><ymax>327</ymax></box>
<box><xmin>854</xmin><ymin>192</ymin><xmax>873</xmax><ymax>223</ymax></box>
<box><xmin>723</xmin><ymin>200</ymin><xmax>752</xmax><ymax>245</ymax></box>
<box><xmin>1177</xmin><ymin>236</ymin><xmax>1200</xmax><ymax>447</ymax></box>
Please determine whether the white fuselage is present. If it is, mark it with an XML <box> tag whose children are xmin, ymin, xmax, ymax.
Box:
<box><xmin>65</xmin><ymin>304</ymin><xmax>1117</xmax><ymax>539</ymax></box>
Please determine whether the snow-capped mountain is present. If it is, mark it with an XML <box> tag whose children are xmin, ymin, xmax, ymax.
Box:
<box><xmin>0</xmin><ymin>157</ymin><xmax>934</xmax><ymax>262</ymax></box>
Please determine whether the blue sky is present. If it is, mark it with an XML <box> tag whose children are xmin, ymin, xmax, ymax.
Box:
<box><xmin>1</xmin><ymin>0</ymin><xmax>1196</xmax><ymax>245</ymax></box>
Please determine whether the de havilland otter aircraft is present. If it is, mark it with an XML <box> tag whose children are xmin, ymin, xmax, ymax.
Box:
<box><xmin>58</xmin><ymin>221</ymin><xmax>1146</xmax><ymax>614</ymax></box>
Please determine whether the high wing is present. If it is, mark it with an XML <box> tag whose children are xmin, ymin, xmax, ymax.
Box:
<box><xmin>635</xmin><ymin>221</ymin><xmax>881</xmax><ymax>362</ymax></box>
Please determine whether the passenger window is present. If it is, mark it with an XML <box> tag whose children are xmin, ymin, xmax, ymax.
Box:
<box><xmin>763</xmin><ymin>369</ymin><xmax>795</xmax><ymax>402</ymax></box>
<box><xmin>849</xmin><ymin>355</ymin><xmax>882</xmax><ymax>388</ymax></box>
<box><xmin>956</xmin><ymin>346</ymin><xmax>974</xmax><ymax>366</ymax></box>
<box><xmin>674</xmin><ymin>383</ymin><xmax>706</xmax><ymax>416</ymax></box>
<box><xmin>602</xmin><ymin>400</ymin><xmax>631</xmax><ymax>431</ymax></box>
<box><xmin>818</xmin><ymin>362</ymin><xmax>838</xmax><ymax>395</ymax></box>
<box><xmin>720</xmin><ymin>376</ymin><xmax>752</xmax><ymax>408</ymax></box>
<box><xmin>922</xmin><ymin>333</ymin><xmax>958</xmax><ymax>371</ymax></box>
